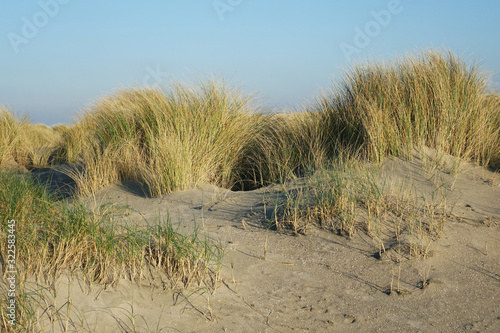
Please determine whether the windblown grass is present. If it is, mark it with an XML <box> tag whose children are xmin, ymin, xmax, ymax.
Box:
<box><xmin>0</xmin><ymin>170</ymin><xmax>223</xmax><ymax>330</ymax></box>
<box><xmin>311</xmin><ymin>50</ymin><xmax>500</xmax><ymax>167</ymax></box>
<box><xmin>4</xmin><ymin>50</ymin><xmax>500</xmax><ymax>195</ymax></box>
<box><xmin>246</xmin><ymin>50</ymin><xmax>499</xmax><ymax>190</ymax></box>
<box><xmin>57</xmin><ymin>80</ymin><xmax>262</xmax><ymax>197</ymax></box>
<box><xmin>17</xmin><ymin>49</ymin><xmax>497</xmax><ymax>198</ymax></box>
<box><xmin>0</xmin><ymin>107</ymin><xmax>62</xmax><ymax>170</ymax></box>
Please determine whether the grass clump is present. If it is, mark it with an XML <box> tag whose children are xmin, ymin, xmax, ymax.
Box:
<box><xmin>240</xmin><ymin>112</ymin><xmax>330</xmax><ymax>188</ymax></box>
<box><xmin>271</xmin><ymin>159</ymin><xmax>448</xmax><ymax>261</ymax></box>
<box><xmin>271</xmin><ymin>159</ymin><xmax>387</xmax><ymax>236</ymax></box>
<box><xmin>311</xmin><ymin>49</ymin><xmax>500</xmax><ymax>167</ymax></box>
<box><xmin>248</xmin><ymin>50</ymin><xmax>499</xmax><ymax>189</ymax></box>
<box><xmin>58</xmin><ymin>80</ymin><xmax>262</xmax><ymax>197</ymax></box>
<box><xmin>0</xmin><ymin>107</ymin><xmax>62</xmax><ymax>170</ymax></box>
<box><xmin>0</xmin><ymin>171</ymin><xmax>223</xmax><ymax>330</ymax></box>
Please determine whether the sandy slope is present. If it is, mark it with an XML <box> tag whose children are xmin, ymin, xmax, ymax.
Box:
<box><xmin>18</xmin><ymin>150</ymin><xmax>500</xmax><ymax>332</ymax></box>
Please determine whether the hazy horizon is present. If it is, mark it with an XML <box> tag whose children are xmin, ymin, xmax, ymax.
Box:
<box><xmin>1</xmin><ymin>0</ymin><xmax>499</xmax><ymax>126</ymax></box>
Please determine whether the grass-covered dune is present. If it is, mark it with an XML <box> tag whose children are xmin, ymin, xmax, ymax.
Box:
<box><xmin>2</xmin><ymin>50</ymin><xmax>498</xmax><ymax>197</ymax></box>
<box><xmin>320</xmin><ymin>50</ymin><xmax>499</xmax><ymax>163</ymax></box>
<box><xmin>1</xmin><ymin>48</ymin><xmax>499</xmax><ymax>331</ymax></box>
<box><xmin>56</xmin><ymin>81</ymin><xmax>263</xmax><ymax>197</ymax></box>
<box><xmin>253</xmin><ymin>50</ymin><xmax>500</xmax><ymax>185</ymax></box>
<box><xmin>1</xmin><ymin>49</ymin><xmax>499</xmax><ymax>285</ymax></box>
<box><xmin>0</xmin><ymin>170</ymin><xmax>223</xmax><ymax>331</ymax></box>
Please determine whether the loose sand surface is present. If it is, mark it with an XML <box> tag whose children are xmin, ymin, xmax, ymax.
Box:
<box><xmin>18</xmin><ymin>151</ymin><xmax>500</xmax><ymax>332</ymax></box>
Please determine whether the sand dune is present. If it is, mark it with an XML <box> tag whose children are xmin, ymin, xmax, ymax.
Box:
<box><xmin>21</xmin><ymin>149</ymin><xmax>499</xmax><ymax>332</ymax></box>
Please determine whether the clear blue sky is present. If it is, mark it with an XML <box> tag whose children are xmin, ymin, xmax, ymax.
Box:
<box><xmin>1</xmin><ymin>0</ymin><xmax>499</xmax><ymax>125</ymax></box>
